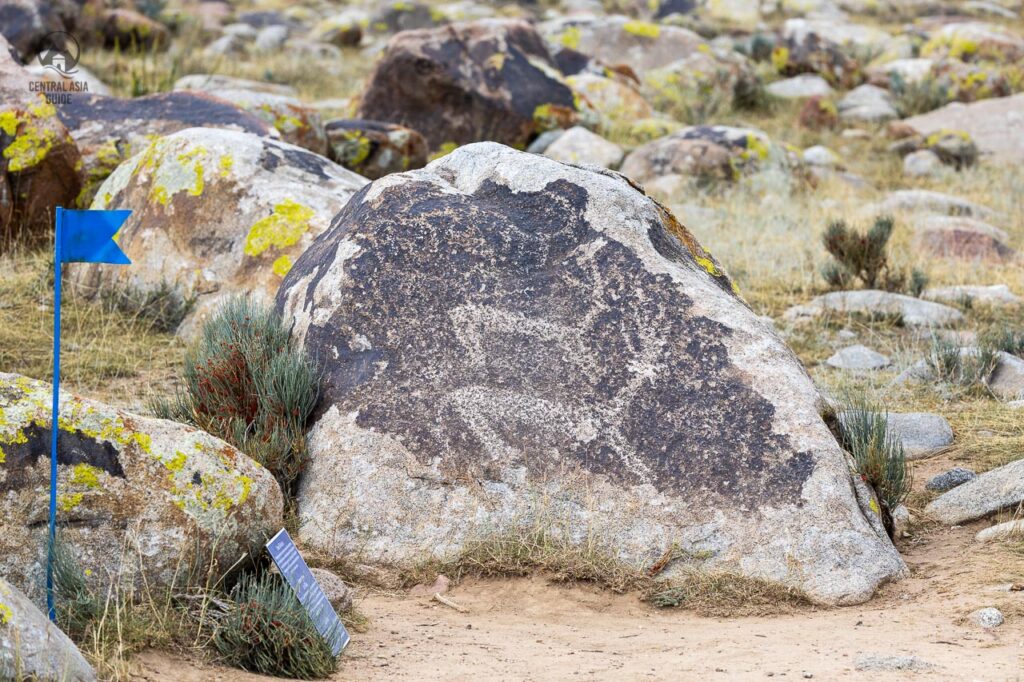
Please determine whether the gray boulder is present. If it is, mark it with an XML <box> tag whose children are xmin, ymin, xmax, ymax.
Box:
<box><xmin>926</xmin><ymin>467</ymin><xmax>977</xmax><ymax>492</ymax></box>
<box><xmin>886</xmin><ymin>413</ymin><xmax>954</xmax><ymax>460</ymax></box>
<box><xmin>970</xmin><ymin>607</ymin><xmax>1005</xmax><ymax>629</ymax></box>
<box><xmin>0</xmin><ymin>576</ymin><xmax>95</xmax><ymax>682</ymax></box>
<box><xmin>784</xmin><ymin>290</ymin><xmax>964</xmax><ymax>327</ymax></box>
<box><xmin>0</xmin><ymin>374</ymin><xmax>283</xmax><ymax>603</ymax></box>
<box><xmin>826</xmin><ymin>344</ymin><xmax>889</xmax><ymax>371</ymax></box>
<box><xmin>926</xmin><ymin>458</ymin><xmax>1024</xmax><ymax>524</ymax></box>
<box><xmin>975</xmin><ymin>519</ymin><xmax>1024</xmax><ymax>543</ymax></box>
<box><xmin>543</xmin><ymin>126</ymin><xmax>624</xmax><ymax>169</ymax></box>
<box><xmin>876</xmin><ymin>190</ymin><xmax>995</xmax><ymax>220</ymax></box>
<box><xmin>988</xmin><ymin>352</ymin><xmax>1024</xmax><ymax>400</ymax></box>
<box><xmin>922</xmin><ymin>284</ymin><xmax>1020</xmax><ymax>307</ymax></box>
<box><xmin>902</xmin><ymin>93</ymin><xmax>1024</xmax><ymax>165</ymax></box>
<box><xmin>276</xmin><ymin>142</ymin><xmax>905</xmax><ymax>606</ymax></box>
<box><xmin>838</xmin><ymin>85</ymin><xmax>898</xmax><ymax>123</ymax></box>
<box><xmin>766</xmin><ymin>75</ymin><xmax>834</xmax><ymax>100</ymax></box>
<box><xmin>903</xmin><ymin>150</ymin><xmax>942</xmax><ymax>178</ymax></box>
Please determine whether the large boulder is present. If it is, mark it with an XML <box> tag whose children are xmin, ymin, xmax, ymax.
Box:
<box><xmin>784</xmin><ymin>290</ymin><xmax>965</xmax><ymax>327</ymax></box>
<box><xmin>202</xmin><ymin>88</ymin><xmax>328</xmax><ymax>156</ymax></box>
<box><xmin>275</xmin><ymin>142</ymin><xmax>905</xmax><ymax>605</ymax></box>
<box><xmin>926</xmin><ymin>458</ymin><xmax>1024</xmax><ymax>524</ymax></box>
<box><xmin>621</xmin><ymin>125</ymin><xmax>780</xmax><ymax>185</ymax></box>
<box><xmin>357</xmin><ymin>19</ymin><xmax>588</xmax><ymax>152</ymax></box>
<box><xmin>913</xmin><ymin>215</ymin><xmax>1015</xmax><ymax>261</ymax></box>
<box><xmin>54</xmin><ymin>91</ymin><xmax>275</xmax><ymax>206</ymax></box>
<box><xmin>901</xmin><ymin>94</ymin><xmax>1024</xmax><ymax>165</ymax></box>
<box><xmin>0</xmin><ymin>34</ymin><xmax>81</xmax><ymax>247</ymax></box>
<box><xmin>0</xmin><ymin>575</ymin><xmax>95</xmax><ymax>682</ymax></box>
<box><xmin>69</xmin><ymin>127</ymin><xmax>368</xmax><ymax>336</ymax></box>
<box><xmin>0</xmin><ymin>0</ymin><xmax>75</xmax><ymax>58</ymax></box>
<box><xmin>0</xmin><ymin>373</ymin><xmax>283</xmax><ymax>600</ymax></box>
<box><xmin>324</xmin><ymin>119</ymin><xmax>428</xmax><ymax>180</ymax></box>
<box><xmin>540</xmin><ymin>15</ymin><xmax>705</xmax><ymax>73</ymax></box>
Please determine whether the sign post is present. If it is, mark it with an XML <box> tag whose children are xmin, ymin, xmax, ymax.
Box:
<box><xmin>47</xmin><ymin>206</ymin><xmax>132</xmax><ymax>622</ymax></box>
<box><xmin>266</xmin><ymin>529</ymin><xmax>350</xmax><ymax>655</ymax></box>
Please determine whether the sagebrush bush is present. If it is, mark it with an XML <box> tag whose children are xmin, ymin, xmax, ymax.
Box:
<box><xmin>150</xmin><ymin>297</ymin><xmax>318</xmax><ymax>498</ymax></box>
<box><xmin>983</xmin><ymin>328</ymin><xmax>1024</xmax><ymax>358</ymax></box>
<box><xmin>836</xmin><ymin>396</ymin><xmax>910</xmax><ymax>538</ymax></box>
<box><xmin>821</xmin><ymin>216</ymin><xmax>909</xmax><ymax>292</ymax></box>
<box><xmin>926</xmin><ymin>334</ymin><xmax>998</xmax><ymax>393</ymax></box>
<box><xmin>214</xmin><ymin>572</ymin><xmax>338</xmax><ymax>679</ymax></box>
<box><xmin>51</xmin><ymin>533</ymin><xmax>101</xmax><ymax>640</ymax></box>
<box><xmin>100</xmin><ymin>280</ymin><xmax>195</xmax><ymax>334</ymax></box>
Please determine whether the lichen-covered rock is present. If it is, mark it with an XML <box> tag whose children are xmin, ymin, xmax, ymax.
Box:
<box><xmin>54</xmin><ymin>91</ymin><xmax>274</xmax><ymax>207</ymax></box>
<box><xmin>357</xmin><ymin>19</ymin><xmax>588</xmax><ymax>151</ymax></box>
<box><xmin>772</xmin><ymin>29</ymin><xmax>861</xmax><ymax>89</ymax></box>
<box><xmin>369</xmin><ymin>0</ymin><xmax>447</xmax><ymax>35</ymax></box>
<box><xmin>0</xmin><ymin>0</ymin><xmax>75</xmax><ymax>58</ymax></box>
<box><xmin>208</xmin><ymin>88</ymin><xmax>327</xmax><ymax>156</ymax></box>
<box><xmin>313</xmin><ymin>9</ymin><xmax>366</xmax><ymax>47</ymax></box>
<box><xmin>921</xmin><ymin>22</ymin><xmax>1024</xmax><ymax>63</ymax></box>
<box><xmin>621</xmin><ymin>125</ymin><xmax>780</xmax><ymax>184</ymax></box>
<box><xmin>0</xmin><ymin>373</ymin><xmax>283</xmax><ymax>600</ymax></box>
<box><xmin>0</xmin><ymin>34</ymin><xmax>81</xmax><ymax>247</ymax></box>
<box><xmin>275</xmin><ymin>142</ymin><xmax>905</xmax><ymax>605</ymax></box>
<box><xmin>0</xmin><ymin>575</ymin><xmax>95</xmax><ymax>682</ymax></box>
<box><xmin>97</xmin><ymin>8</ymin><xmax>170</xmax><ymax>51</ymax></box>
<box><xmin>325</xmin><ymin>119</ymin><xmax>428</xmax><ymax>180</ymax></box>
<box><xmin>901</xmin><ymin>94</ymin><xmax>1024</xmax><ymax>165</ymax></box>
<box><xmin>642</xmin><ymin>48</ymin><xmax>758</xmax><ymax>111</ymax></box>
<box><xmin>566</xmin><ymin>72</ymin><xmax>653</xmax><ymax>124</ymax></box>
<box><xmin>539</xmin><ymin>15</ymin><xmax>706</xmax><ymax>73</ymax></box>
<box><xmin>69</xmin><ymin>127</ymin><xmax>367</xmax><ymax>337</ymax></box>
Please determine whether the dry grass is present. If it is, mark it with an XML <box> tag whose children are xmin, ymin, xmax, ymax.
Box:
<box><xmin>0</xmin><ymin>251</ymin><xmax>182</xmax><ymax>408</ymax></box>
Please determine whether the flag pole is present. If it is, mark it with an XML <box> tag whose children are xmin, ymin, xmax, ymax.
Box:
<box><xmin>47</xmin><ymin>205</ymin><xmax>63</xmax><ymax>623</ymax></box>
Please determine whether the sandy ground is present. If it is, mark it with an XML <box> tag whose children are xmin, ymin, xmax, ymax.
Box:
<box><xmin>135</xmin><ymin>518</ymin><xmax>1024</xmax><ymax>682</ymax></box>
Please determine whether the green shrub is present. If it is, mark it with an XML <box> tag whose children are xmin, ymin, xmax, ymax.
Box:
<box><xmin>821</xmin><ymin>216</ymin><xmax>909</xmax><ymax>292</ymax></box>
<box><xmin>213</xmin><ymin>572</ymin><xmax>338</xmax><ymax>679</ymax></box>
<box><xmin>150</xmin><ymin>297</ymin><xmax>318</xmax><ymax>499</ymax></box>
<box><xmin>908</xmin><ymin>268</ymin><xmax>929</xmax><ymax>298</ymax></box>
<box><xmin>836</xmin><ymin>396</ymin><xmax>910</xmax><ymax>538</ymax></box>
<box><xmin>50</xmin><ymin>533</ymin><xmax>101</xmax><ymax>640</ymax></box>
<box><xmin>926</xmin><ymin>334</ymin><xmax>998</xmax><ymax>392</ymax></box>
<box><xmin>983</xmin><ymin>328</ymin><xmax>1024</xmax><ymax>357</ymax></box>
<box><xmin>891</xmin><ymin>72</ymin><xmax>952</xmax><ymax>116</ymax></box>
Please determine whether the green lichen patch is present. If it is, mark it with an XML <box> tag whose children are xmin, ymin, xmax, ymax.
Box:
<box><xmin>243</xmin><ymin>199</ymin><xmax>315</xmax><ymax>257</ymax></box>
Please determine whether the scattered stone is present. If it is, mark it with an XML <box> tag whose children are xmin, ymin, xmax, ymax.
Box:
<box><xmin>838</xmin><ymin>85</ymin><xmax>898</xmax><ymax>123</ymax></box>
<box><xmin>782</xmin><ymin>18</ymin><xmax>892</xmax><ymax>52</ymax></box>
<box><xmin>922</xmin><ymin>22</ymin><xmax>1023</xmax><ymax>63</ymax></box>
<box><xmin>766</xmin><ymin>74</ymin><xmax>834</xmax><ymax>99</ymax></box>
<box><xmin>253</xmin><ymin>24</ymin><xmax>289</xmax><ymax>53</ymax></box>
<box><xmin>526</xmin><ymin>129</ymin><xmax>565</xmax><ymax>155</ymax></box>
<box><xmin>774</xmin><ymin>28</ymin><xmax>860</xmax><ymax>89</ymax></box>
<box><xmin>0</xmin><ymin>0</ymin><xmax>71</xmax><ymax>57</ymax></box>
<box><xmin>903</xmin><ymin>149</ymin><xmax>942</xmax><ymax>178</ymax></box>
<box><xmin>358</xmin><ymin>20</ymin><xmax>587</xmax><ymax>151</ymax></box>
<box><xmin>543</xmin><ymin>125</ymin><xmax>624</xmax><ymax>169</ymax></box>
<box><xmin>539</xmin><ymin>15</ymin><xmax>705</xmax><ymax>73</ymax></box>
<box><xmin>276</xmin><ymin>141</ymin><xmax>905</xmax><ymax>606</ymax></box>
<box><xmin>174</xmin><ymin>73</ymin><xmax>298</xmax><ymax>97</ymax></box>
<box><xmin>69</xmin><ymin>128</ymin><xmax>367</xmax><ymax>336</ymax></box>
<box><xmin>891</xmin><ymin>504</ymin><xmax>912</xmax><ymax>536</ymax></box>
<box><xmin>309</xmin><ymin>568</ymin><xmax>354</xmax><ymax>612</ymax></box>
<box><xmin>369</xmin><ymin>0</ymin><xmax>446</xmax><ymax>35</ymax></box>
<box><xmin>876</xmin><ymin>190</ymin><xmax>995</xmax><ymax>219</ymax></box>
<box><xmin>926</xmin><ymin>458</ymin><xmax>1024</xmax><ymax>524</ymax></box>
<box><xmin>0</xmin><ymin>373</ymin><xmax>283</xmax><ymax>600</ymax></box>
<box><xmin>926</xmin><ymin>467</ymin><xmax>977</xmax><ymax>492</ymax></box>
<box><xmin>923</xmin><ymin>284</ymin><xmax>1020</xmax><ymax>307</ymax></box>
<box><xmin>313</xmin><ymin>10</ymin><xmax>366</xmax><ymax>47</ymax></box>
<box><xmin>969</xmin><ymin>607</ymin><xmax>1005</xmax><ymax>629</ymax></box>
<box><xmin>621</xmin><ymin>125</ymin><xmax>778</xmax><ymax>184</ymax></box>
<box><xmin>0</xmin><ymin>33</ymin><xmax>82</xmax><ymax>242</ymax></box>
<box><xmin>99</xmin><ymin>8</ymin><xmax>170</xmax><ymax>51</ymax></box>
<box><xmin>976</xmin><ymin>520</ymin><xmax>1024</xmax><ymax>543</ymax></box>
<box><xmin>25</xmin><ymin>63</ymin><xmax>111</xmax><ymax>96</ymax></box>
<box><xmin>567</xmin><ymin>72</ymin><xmax>654</xmax><ymax>123</ymax></box>
<box><xmin>210</xmin><ymin>88</ymin><xmax>327</xmax><ymax>155</ymax></box>
<box><xmin>854</xmin><ymin>654</ymin><xmax>935</xmax><ymax>672</ymax></box>
<box><xmin>410</xmin><ymin>574</ymin><xmax>451</xmax><ymax>597</ymax></box>
<box><xmin>0</xmin><ymin>575</ymin><xmax>96</xmax><ymax>682</ymax></box>
<box><xmin>784</xmin><ymin>290</ymin><xmax>964</xmax><ymax>327</ymax></box>
<box><xmin>902</xmin><ymin>94</ymin><xmax>1024</xmax><ymax>165</ymax></box>
<box><xmin>802</xmin><ymin>145</ymin><xmax>840</xmax><ymax>167</ymax></box>
<box><xmin>325</xmin><ymin>119</ymin><xmax>429</xmax><ymax>180</ymax></box>
<box><xmin>826</xmin><ymin>344</ymin><xmax>889</xmax><ymax>370</ymax></box>
<box><xmin>915</xmin><ymin>215</ymin><xmax>1014</xmax><ymax>261</ymax></box>
<box><xmin>988</xmin><ymin>352</ymin><xmax>1024</xmax><ymax>400</ymax></box>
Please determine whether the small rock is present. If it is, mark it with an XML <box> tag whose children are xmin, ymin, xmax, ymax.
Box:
<box><xmin>914</xmin><ymin>216</ymin><xmax>1015</xmax><ymax>262</ymax></box>
<box><xmin>922</xmin><ymin>284</ymin><xmax>1020</xmax><ymax>307</ymax></box>
<box><xmin>903</xmin><ymin>150</ymin><xmax>942</xmax><ymax>178</ymax></box>
<box><xmin>410</xmin><ymin>574</ymin><xmax>451</xmax><ymax>597</ymax></box>
<box><xmin>254</xmin><ymin>25</ymin><xmax>290</xmax><ymax>53</ymax></box>
<box><xmin>891</xmin><ymin>504</ymin><xmax>912</xmax><ymax>536</ymax></box>
<box><xmin>988</xmin><ymin>352</ymin><xmax>1024</xmax><ymax>400</ymax></box>
<box><xmin>854</xmin><ymin>654</ymin><xmax>935</xmax><ymax>672</ymax></box>
<box><xmin>838</xmin><ymin>84</ymin><xmax>898</xmax><ymax>123</ymax></box>
<box><xmin>826</xmin><ymin>344</ymin><xmax>889</xmax><ymax>370</ymax></box>
<box><xmin>802</xmin><ymin>145</ymin><xmax>840</xmax><ymax>167</ymax></box>
<box><xmin>926</xmin><ymin>467</ymin><xmax>977</xmax><ymax>492</ymax></box>
<box><xmin>526</xmin><ymin>129</ymin><xmax>565</xmax><ymax>155</ymax></box>
<box><xmin>976</xmin><ymin>520</ymin><xmax>1024</xmax><ymax>543</ymax></box>
<box><xmin>544</xmin><ymin>126</ymin><xmax>624</xmax><ymax>169</ymax></box>
<box><xmin>766</xmin><ymin>75</ymin><xmax>834</xmax><ymax>99</ymax></box>
<box><xmin>784</xmin><ymin>290</ymin><xmax>964</xmax><ymax>327</ymax></box>
<box><xmin>887</xmin><ymin>413</ymin><xmax>954</xmax><ymax>460</ymax></box>
<box><xmin>876</xmin><ymin>190</ymin><xmax>995</xmax><ymax>220</ymax></box>
<box><xmin>970</xmin><ymin>607</ymin><xmax>1004</xmax><ymax>629</ymax></box>
<box><xmin>926</xmin><ymin>458</ymin><xmax>1024</xmax><ymax>524</ymax></box>
<box><xmin>309</xmin><ymin>567</ymin><xmax>354</xmax><ymax>612</ymax></box>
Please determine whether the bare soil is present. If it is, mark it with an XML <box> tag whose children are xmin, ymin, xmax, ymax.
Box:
<box><xmin>134</xmin><ymin>518</ymin><xmax>1023</xmax><ymax>681</ymax></box>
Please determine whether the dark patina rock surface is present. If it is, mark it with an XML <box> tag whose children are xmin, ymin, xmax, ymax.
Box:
<box><xmin>357</xmin><ymin>19</ymin><xmax>587</xmax><ymax>151</ymax></box>
<box><xmin>325</xmin><ymin>119</ymin><xmax>428</xmax><ymax>180</ymax></box>
<box><xmin>276</xmin><ymin>142</ymin><xmax>905</xmax><ymax>605</ymax></box>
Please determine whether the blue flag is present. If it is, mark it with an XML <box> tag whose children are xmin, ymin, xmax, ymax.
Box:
<box><xmin>57</xmin><ymin>207</ymin><xmax>132</xmax><ymax>264</ymax></box>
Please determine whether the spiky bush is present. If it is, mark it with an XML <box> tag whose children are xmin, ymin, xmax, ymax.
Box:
<box><xmin>151</xmin><ymin>297</ymin><xmax>318</xmax><ymax>499</ymax></box>
<box><xmin>213</xmin><ymin>572</ymin><xmax>338</xmax><ymax>679</ymax></box>
<box><xmin>821</xmin><ymin>216</ymin><xmax>908</xmax><ymax>292</ymax></box>
<box><xmin>926</xmin><ymin>334</ymin><xmax>998</xmax><ymax>393</ymax></box>
<box><xmin>837</xmin><ymin>397</ymin><xmax>911</xmax><ymax>538</ymax></box>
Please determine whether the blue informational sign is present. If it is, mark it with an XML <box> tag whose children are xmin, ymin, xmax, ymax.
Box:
<box><xmin>266</xmin><ymin>529</ymin><xmax>350</xmax><ymax>655</ymax></box>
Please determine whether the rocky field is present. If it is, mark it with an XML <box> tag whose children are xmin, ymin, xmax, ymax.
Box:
<box><xmin>1</xmin><ymin>0</ymin><xmax>1022</xmax><ymax>679</ymax></box>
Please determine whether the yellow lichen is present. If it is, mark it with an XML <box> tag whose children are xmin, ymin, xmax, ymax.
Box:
<box><xmin>623</xmin><ymin>21</ymin><xmax>660</xmax><ymax>39</ymax></box>
<box><xmin>0</xmin><ymin>602</ymin><xmax>11</xmax><ymax>626</ymax></box>
<box><xmin>559</xmin><ymin>26</ymin><xmax>582</xmax><ymax>50</ymax></box>
<box><xmin>272</xmin><ymin>254</ymin><xmax>293</xmax><ymax>277</ymax></box>
<box><xmin>58</xmin><ymin>492</ymin><xmax>84</xmax><ymax>512</ymax></box>
<box><xmin>243</xmin><ymin>199</ymin><xmax>315</xmax><ymax>257</ymax></box>
<box><xmin>218</xmin><ymin>154</ymin><xmax>234</xmax><ymax>177</ymax></box>
<box><xmin>70</xmin><ymin>463</ymin><xmax>102</xmax><ymax>489</ymax></box>
<box><xmin>771</xmin><ymin>46</ymin><xmax>790</xmax><ymax>73</ymax></box>
<box><xmin>428</xmin><ymin>141</ymin><xmax>458</xmax><ymax>162</ymax></box>
<box><xmin>166</xmin><ymin>450</ymin><xmax>187</xmax><ymax>472</ymax></box>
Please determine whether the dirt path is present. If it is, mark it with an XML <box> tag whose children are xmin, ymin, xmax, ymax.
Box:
<box><xmin>136</xmin><ymin>521</ymin><xmax>1023</xmax><ymax>682</ymax></box>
